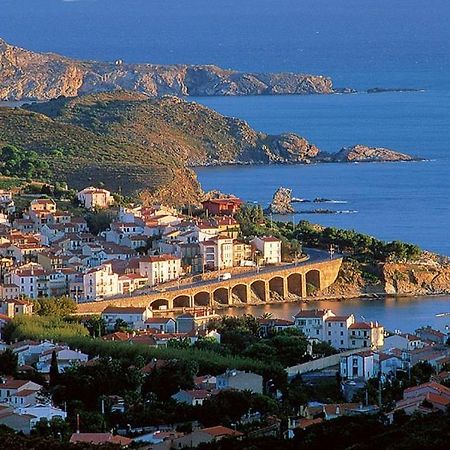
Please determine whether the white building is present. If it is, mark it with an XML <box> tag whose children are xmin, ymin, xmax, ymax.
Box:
<box><xmin>383</xmin><ymin>333</ymin><xmax>425</xmax><ymax>352</ymax></box>
<box><xmin>324</xmin><ymin>314</ymin><xmax>355</xmax><ymax>350</ymax></box>
<box><xmin>36</xmin><ymin>347</ymin><xmax>89</xmax><ymax>373</ymax></box>
<box><xmin>251</xmin><ymin>236</ymin><xmax>282</xmax><ymax>264</ymax></box>
<box><xmin>138</xmin><ymin>255</ymin><xmax>182</xmax><ymax>286</ymax></box>
<box><xmin>340</xmin><ymin>351</ymin><xmax>379</xmax><ymax>380</ymax></box>
<box><xmin>348</xmin><ymin>321</ymin><xmax>384</xmax><ymax>349</ymax></box>
<box><xmin>216</xmin><ymin>369</ymin><xmax>263</xmax><ymax>394</ymax></box>
<box><xmin>293</xmin><ymin>309</ymin><xmax>336</xmax><ymax>340</ymax></box>
<box><xmin>102</xmin><ymin>306</ymin><xmax>152</xmax><ymax>331</ymax></box>
<box><xmin>0</xmin><ymin>380</ymin><xmax>42</xmax><ymax>407</ymax></box>
<box><xmin>7</xmin><ymin>264</ymin><xmax>49</xmax><ymax>299</ymax></box>
<box><xmin>83</xmin><ymin>263</ymin><xmax>120</xmax><ymax>301</ymax></box>
<box><xmin>199</xmin><ymin>235</ymin><xmax>234</xmax><ymax>270</ymax></box>
<box><xmin>77</xmin><ymin>187</ymin><xmax>113</xmax><ymax>210</ymax></box>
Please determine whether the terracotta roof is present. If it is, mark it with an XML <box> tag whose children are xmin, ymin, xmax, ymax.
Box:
<box><xmin>201</xmin><ymin>425</ymin><xmax>243</xmax><ymax>437</ymax></box>
<box><xmin>404</xmin><ymin>382</ymin><xmax>450</xmax><ymax>397</ymax></box>
<box><xmin>13</xmin><ymin>389</ymin><xmax>37</xmax><ymax>397</ymax></box>
<box><xmin>349</xmin><ymin>321</ymin><xmax>382</xmax><ymax>330</ymax></box>
<box><xmin>426</xmin><ymin>392</ymin><xmax>450</xmax><ymax>407</ymax></box>
<box><xmin>139</xmin><ymin>254</ymin><xmax>180</xmax><ymax>262</ymax></box>
<box><xmin>70</xmin><ymin>433</ymin><xmax>132</xmax><ymax>445</ymax></box>
<box><xmin>145</xmin><ymin>317</ymin><xmax>175</xmax><ymax>324</ymax></box>
<box><xmin>326</xmin><ymin>315</ymin><xmax>352</xmax><ymax>322</ymax></box>
<box><xmin>296</xmin><ymin>417</ymin><xmax>323</xmax><ymax>429</ymax></box>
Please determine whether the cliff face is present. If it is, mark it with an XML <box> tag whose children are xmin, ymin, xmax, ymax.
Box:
<box><xmin>313</xmin><ymin>254</ymin><xmax>450</xmax><ymax>299</ymax></box>
<box><xmin>0</xmin><ymin>38</ymin><xmax>333</xmax><ymax>101</ymax></box>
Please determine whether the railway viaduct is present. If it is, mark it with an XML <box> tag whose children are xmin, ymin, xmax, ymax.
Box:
<box><xmin>77</xmin><ymin>254</ymin><xmax>343</xmax><ymax>315</ymax></box>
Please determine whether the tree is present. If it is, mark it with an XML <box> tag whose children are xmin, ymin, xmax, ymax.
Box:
<box><xmin>49</xmin><ymin>350</ymin><xmax>59</xmax><ymax>387</ymax></box>
<box><xmin>113</xmin><ymin>318</ymin><xmax>131</xmax><ymax>332</ymax></box>
<box><xmin>35</xmin><ymin>296</ymin><xmax>77</xmax><ymax>317</ymax></box>
<box><xmin>0</xmin><ymin>349</ymin><xmax>18</xmax><ymax>376</ymax></box>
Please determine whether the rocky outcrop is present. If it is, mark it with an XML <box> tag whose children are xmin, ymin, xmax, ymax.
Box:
<box><xmin>0</xmin><ymin>38</ymin><xmax>334</xmax><ymax>101</ymax></box>
<box><xmin>267</xmin><ymin>187</ymin><xmax>295</xmax><ymax>214</ymax></box>
<box><xmin>313</xmin><ymin>253</ymin><xmax>450</xmax><ymax>299</ymax></box>
<box><xmin>324</xmin><ymin>144</ymin><xmax>417</xmax><ymax>163</ymax></box>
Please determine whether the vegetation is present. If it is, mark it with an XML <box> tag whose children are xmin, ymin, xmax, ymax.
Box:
<box><xmin>3</xmin><ymin>315</ymin><xmax>89</xmax><ymax>342</ymax></box>
<box><xmin>0</xmin><ymin>144</ymin><xmax>51</xmax><ymax>180</ymax></box>
<box><xmin>34</xmin><ymin>296</ymin><xmax>77</xmax><ymax>318</ymax></box>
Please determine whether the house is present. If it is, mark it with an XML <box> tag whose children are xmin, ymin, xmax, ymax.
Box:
<box><xmin>0</xmin><ymin>298</ymin><xmax>33</xmax><ymax>318</ymax></box>
<box><xmin>251</xmin><ymin>236</ymin><xmax>282</xmax><ymax>264</ymax></box>
<box><xmin>70</xmin><ymin>433</ymin><xmax>132</xmax><ymax>447</ymax></box>
<box><xmin>383</xmin><ymin>333</ymin><xmax>425</xmax><ymax>351</ymax></box>
<box><xmin>233</xmin><ymin>240</ymin><xmax>253</xmax><ymax>266</ymax></box>
<box><xmin>415</xmin><ymin>326</ymin><xmax>448</xmax><ymax>345</ymax></box>
<box><xmin>102</xmin><ymin>306</ymin><xmax>152</xmax><ymax>331</ymax></box>
<box><xmin>0</xmin><ymin>380</ymin><xmax>42</xmax><ymax>407</ymax></box>
<box><xmin>324</xmin><ymin>314</ymin><xmax>355</xmax><ymax>349</ymax></box>
<box><xmin>378</xmin><ymin>352</ymin><xmax>402</xmax><ymax>375</ymax></box>
<box><xmin>151</xmin><ymin>426</ymin><xmax>242</xmax><ymax>449</ymax></box>
<box><xmin>348</xmin><ymin>321</ymin><xmax>384</xmax><ymax>349</ymax></box>
<box><xmin>201</xmin><ymin>197</ymin><xmax>242</xmax><ymax>216</ymax></box>
<box><xmin>199</xmin><ymin>235</ymin><xmax>234</xmax><ymax>270</ymax></box>
<box><xmin>258</xmin><ymin>318</ymin><xmax>295</xmax><ymax>337</ymax></box>
<box><xmin>387</xmin><ymin>382</ymin><xmax>450</xmax><ymax>422</ymax></box>
<box><xmin>36</xmin><ymin>347</ymin><xmax>89</xmax><ymax>373</ymax></box>
<box><xmin>0</xmin><ymin>284</ymin><xmax>20</xmax><ymax>301</ymax></box>
<box><xmin>138</xmin><ymin>254</ymin><xmax>182</xmax><ymax>286</ymax></box>
<box><xmin>340</xmin><ymin>351</ymin><xmax>379</xmax><ymax>380</ymax></box>
<box><xmin>13</xmin><ymin>404</ymin><xmax>67</xmax><ymax>427</ymax></box>
<box><xmin>6</xmin><ymin>264</ymin><xmax>49</xmax><ymax>299</ymax></box>
<box><xmin>144</xmin><ymin>317</ymin><xmax>176</xmax><ymax>333</ymax></box>
<box><xmin>77</xmin><ymin>187</ymin><xmax>114</xmax><ymax>210</ymax></box>
<box><xmin>171</xmin><ymin>389</ymin><xmax>216</xmax><ymax>406</ymax></box>
<box><xmin>293</xmin><ymin>309</ymin><xmax>335</xmax><ymax>340</ymax></box>
<box><xmin>216</xmin><ymin>369</ymin><xmax>263</xmax><ymax>394</ymax></box>
<box><xmin>83</xmin><ymin>263</ymin><xmax>120</xmax><ymax>301</ymax></box>
<box><xmin>29</xmin><ymin>198</ymin><xmax>56</xmax><ymax>214</ymax></box>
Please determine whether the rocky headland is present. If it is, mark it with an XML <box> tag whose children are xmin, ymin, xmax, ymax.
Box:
<box><xmin>267</xmin><ymin>187</ymin><xmax>295</xmax><ymax>214</ymax></box>
<box><xmin>319</xmin><ymin>144</ymin><xmax>419</xmax><ymax>163</ymax></box>
<box><xmin>0</xmin><ymin>38</ymin><xmax>334</xmax><ymax>101</ymax></box>
<box><xmin>312</xmin><ymin>252</ymin><xmax>450</xmax><ymax>300</ymax></box>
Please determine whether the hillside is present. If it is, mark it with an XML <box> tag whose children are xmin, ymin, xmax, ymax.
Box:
<box><xmin>0</xmin><ymin>38</ymin><xmax>333</xmax><ymax>101</ymax></box>
<box><xmin>0</xmin><ymin>102</ymin><xmax>201</xmax><ymax>204</ymax></box>
<box><xmin>25</xmin><ymin>92</ymin><xmax>320</xmax><ymax>166</ymax></box>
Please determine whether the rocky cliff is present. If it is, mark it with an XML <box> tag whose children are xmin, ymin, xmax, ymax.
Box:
<box><xmin>0</xmin><ymin>38</ymin><xmax>333</xmax><ymax>101</ymax></box>
<box><xmin>313</xmin><ymin>253</ymin><xmax>450</xmax><ymax>299</ymax></box>
<box><xmin>267</xmin><ymin>187</ymin><xmax>295</xmax><ymax>214</ymax></box>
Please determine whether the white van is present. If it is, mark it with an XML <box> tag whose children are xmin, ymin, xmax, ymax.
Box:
<box><xmin>218</xmin><ymin>272</ymin><xmax>232</xmax><ymax>281</ymax></box>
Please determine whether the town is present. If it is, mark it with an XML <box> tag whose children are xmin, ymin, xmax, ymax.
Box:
<box><xmin>0</xmin><ymin>184</ymin><xmax>449</xmax><ymax>448</ymax></box>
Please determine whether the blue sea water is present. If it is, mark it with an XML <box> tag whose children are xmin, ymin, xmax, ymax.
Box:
<box><xmin>2</xmin><ymin>0</ymin><xmax>450</xmax><ymax>256</ymax></box>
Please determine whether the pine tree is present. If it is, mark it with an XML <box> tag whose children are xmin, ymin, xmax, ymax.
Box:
<box><xmin>49</xmin><ymin>350</ymin><xmax>59</xmax><ymax>387</ymax></box>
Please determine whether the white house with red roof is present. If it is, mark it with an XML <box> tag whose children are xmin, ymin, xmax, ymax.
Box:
<box><xmin>0</xmin><ymin>379</ymin><xmax>42</xmax><ymax>407</ymax></box>
<box><xmin>324</xmin><ymin>314</ymin><xmax>355</xmax><ymax>349</ymax></box>
<box><xmin>77</xmin><ymin>187</ymin><xmax>114</xmax><ymax>210</ymax></box>
<box><xmin>83</xmin><ymin>263</ymin><xmax>120</xmax><ymax>301</ymax></box>
<box><xmin>138</xmin><ymin>254</ymin><xmax>181</xmax><ymax>286</ymax></box>
<box><xmin>199</xmin><ymin>235</ymin><xmax>234</xmax><ymax>270</ymax></box>
<box><xmin>36</xmin><ymin>347</ymin><xmax>89</xmax><ymax>373</ymax></box>
<box><xmin>251</xmin><ymin>236</ymin><xmax>282</xmax><ymax>264</ymax></box>
<box><xmin>383</xmin><ymin>333</ymin><xmax>425</xmax><ymax>352</ymax></box>
<box><xmin>293</xmin><ymin>309</ymin><xmax>336</xmax><ymax>340</ymax></box>
<box><xmin>348</xmin><ymin>321</ymin><xmax>384</xmax><ymax>349</ymax></box>
<box><xmin>144</xmin><ymin>317</ymin><xmax>177</xmax><ymax>333</ymax></box>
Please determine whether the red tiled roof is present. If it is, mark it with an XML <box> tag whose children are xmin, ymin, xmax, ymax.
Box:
<box><xmin>201</xmin><ymin>425</ymin><xmax>243</xmax><ymax>437</ymax></box>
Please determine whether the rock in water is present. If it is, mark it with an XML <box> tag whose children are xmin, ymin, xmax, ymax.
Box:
<box><xmin>268</xmin><ymin>187</ymin><xmax>295</xmax><ymax>214</ymax></box>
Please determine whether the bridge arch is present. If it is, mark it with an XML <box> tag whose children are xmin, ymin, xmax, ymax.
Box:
<box><xmin>231</xmin><ymin>284</ymin><xmax>248</xmax><ymax>303</ymax></box>
<box><xmin>193</xmin><ymin>291</ymin><xmax>210</xmax><ymax>307</ymax></box>
<box><xmin>287</xmin><ymin>273</ymin><xmax>303</xmax><ymax>297</ymax></box>
<box><xmin>306</xmin><ymin>269</ymin><xmax>321</xmax><ymax>294</ymax></box>
<box><xmin>251</xmin><ymin>280</ymin><xmax>267</xmax><ymax>302</ymax></box>
<box><xmin>213</xmin><ymin>287</ymin><xmax>229</xmax><ymax>305</ymax></box>
<box><xmin>269</xmin><ymin>276</ymin><xmax>285</xmax><ymax>299</ymax></box>
<box><xmin>173</xmin><ymin>295</ymin><xmax>191</xmax><ymax>308</ymax></box>
<box><xmin>149</xmin><ymin>298</ymin><xmax>169</xmax><ymax>310</ymax></box>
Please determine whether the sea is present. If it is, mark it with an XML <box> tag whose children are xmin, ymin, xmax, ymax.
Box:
<box><xmin>3</xmin><ymin>0</ymin><xmax>450</xmax><ymax>329</ymax></box>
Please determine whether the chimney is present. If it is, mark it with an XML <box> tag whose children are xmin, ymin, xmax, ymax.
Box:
<box><xmin>76</xmin><ymin>413</ymin><xmax>80</xmax><ymax>434</ymax></box>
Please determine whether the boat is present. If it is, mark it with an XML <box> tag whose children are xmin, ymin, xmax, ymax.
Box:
<box><xmin>435</xmin><ymin>312</ymin><xmax>450</xmax><ymax>317</ymax></box>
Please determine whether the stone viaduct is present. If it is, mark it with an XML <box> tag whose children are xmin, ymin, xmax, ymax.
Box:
<box><xmin>77</xmin><ymin>256</ymin><xmax>342</xmax><ymax>315</ymax></box>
